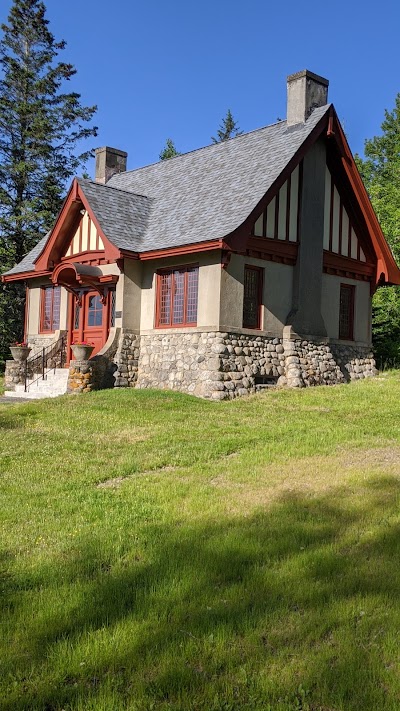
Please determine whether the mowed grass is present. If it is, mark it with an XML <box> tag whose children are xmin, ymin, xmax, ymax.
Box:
<box><xmin>1</xmin><ymin>374</ymin><xmax>400</xmax><ymax>711</ymax></box>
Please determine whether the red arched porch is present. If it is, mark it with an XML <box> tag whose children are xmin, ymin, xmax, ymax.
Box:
<box><xmin>52</xmin><ymin>262</ymin><xmax>118</xmax><ymax>361</ymax></box>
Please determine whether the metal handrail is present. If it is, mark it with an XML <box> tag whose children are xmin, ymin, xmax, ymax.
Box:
<box><xmin>24</xmin><ymin>335</ymin><xmax>66</xmax><ymax>392</ymax></box>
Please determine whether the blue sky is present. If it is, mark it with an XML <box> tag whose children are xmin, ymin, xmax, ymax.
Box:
<box><xmin>5</xmin><ymin>0</ymin><xmax>400</xmax><ymax>175</ymax></box>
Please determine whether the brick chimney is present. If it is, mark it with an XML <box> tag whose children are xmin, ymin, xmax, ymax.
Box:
<box><xmin>287</xmin><ymin>70</ymin><xmax>329</xmax><ymax>126</ymax></box>
<box><xmin>95</xmin><ymin>147</ymin><xmax>128</xmax><ymax>184</ymax></box>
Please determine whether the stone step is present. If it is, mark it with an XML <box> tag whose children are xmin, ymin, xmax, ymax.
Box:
<box><xmin>4</xmin><ymin>390</ymin><xmax>66</xmax><ymax>400</ymax></box>
<box><xmin>4</xmin><ymin>368</ymin><xmax>69</xmax><ymax>400</ymax></box>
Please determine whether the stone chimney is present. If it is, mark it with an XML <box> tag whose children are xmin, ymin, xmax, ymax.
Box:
<box><xmin>95</xmin><ymin>147</ymin><xmax>128</xmax><ymax>184</ymax></box>
<box><xmin>287</xmin><ymin>70</ymin><xmax>329</xmax><ymax>126</ymax></box>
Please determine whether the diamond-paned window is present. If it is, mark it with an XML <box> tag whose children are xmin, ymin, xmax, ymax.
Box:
<box><xmin>339</xmin><ymin>284</ymin><xmax>355</xmax><ymax>340</ymax></box>
<box><xmin>110</xmin><ymin>289</ymin><xmax>116</xmax><ymax>327</ymax></box>
<box><xmin>40</xmin><ymin>286</ymin><xmax>61</xmax><ymax>332</ymax></box>
<box><xmin>242</xmin><ymin>266</ymin><xmax>263</xmax><ymax>329</ymax></box>
<box><xmin>156</xmin><ymin>266</ymin><xmax>199</xmax><ymax>327</ymax></box>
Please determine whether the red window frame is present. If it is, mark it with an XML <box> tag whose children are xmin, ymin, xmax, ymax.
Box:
<box><xmin>155</xmin><ymin>265</ymin><xmax>199</xmax><ymax>328</ymax></box>
<box><xmin>40</xmin><ymin>286</ymin><xmax>61</xmax><ymax>333</ymax></box>
<box><xmin>339</xmin><ymin>284</ymin><xmax>355</xmax><ymax>340</ymax></box>
<box><xmin>242</xmin><ymin>265</ymin><xmax>263</xmax><ymax>330</ymax></box>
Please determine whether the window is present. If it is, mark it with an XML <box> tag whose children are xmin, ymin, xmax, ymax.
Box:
<box><xmin>40</xmin><ymin>286</ymin><xmax>61</xmax><ymax>332</ymax></box>
<box><xmin>339</xmin><ymin>284</ymin><xmax>355</xmax><ymax>340</ymax></box>
<box><xmin>109</xmin><ymin>289</ymin><xmax>116</xmax><ymax>327</ymax></box>
<box><xmin>156</xmin><ymin>266</ymin><xmax>199</xmax><ymax>327</ymax></box>
<box><xmin>87</xmin><ymin>294</ymin><xmax>103</xmax><ymax>326</ymax></box>
<box><xmin>243</xmin><ymin>266</ymin><xmax>263</xmax><ymax>329</ymax></box>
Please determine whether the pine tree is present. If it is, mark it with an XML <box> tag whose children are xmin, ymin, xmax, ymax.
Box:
<box><xmin>356</xmin><ymin>94</ymin><xmax>400</xmax><ymax>367</ymax></box>
<box><xmin>159</xmin><ymin>138</ymin><xmax>181</xmax><ymax>160</ymax></box>
<box><xmin>0</xmin><ymin>0</ymin><xmax>97</xmax><ymax>367</ymax></box>
<box><xmin>211</xmin><ymin>109</ymin><xmax>242</xmax><ymax>143</ymax></box>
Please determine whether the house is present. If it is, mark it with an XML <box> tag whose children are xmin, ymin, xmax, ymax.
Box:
<box><xmin>3</xmin><ymin>70</ymin><xmax>400</xmax><ymax>399</ymax></box>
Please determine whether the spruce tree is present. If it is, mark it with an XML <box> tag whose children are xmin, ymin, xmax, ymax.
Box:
<box><xmin>159</xmin><ymin>138</ymin><xmax>181</xmax><ymax>160</ymax></box>
<box><xmin>0</xmin><ymin>0</ymin><xmax>97</xmax><ymax>367</ymax></box>
<box><xmin>211</xmin><ymin>109</ymin><xmax>242</xmax><ymax>143</ymax></box>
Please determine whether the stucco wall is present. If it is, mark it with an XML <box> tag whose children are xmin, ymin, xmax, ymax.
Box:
<box><xmin>26</xmin><ymin>280</ymin><xmax>68</xmax><ymax>335</ymax></box>
<box><xmin>220</xmin><ymin>254</ymin><xmax>293</xmax><ymax>337</ymax></box>
<box><xmin>121</xmin><ymin>259</ymin><xmax>142</xmax><ymax>332</ymax></box>
<box><xmin>321</xmin><ymin>274</ymin><xmax>371</xmax><ymax>344</ymax></box>
<box><xmin>139</xmin><ymin>252</ymin><xmax>221</xmax><ymax>332</ymax></box>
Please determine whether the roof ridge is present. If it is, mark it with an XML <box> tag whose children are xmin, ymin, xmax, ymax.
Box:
<box><xmin>110</xmin><ymin>105</ymin><xmax>331</xmax><ymax>179</ymax></box>
<box><xmin>78</xmin><ymin>177</ymin><xmax>151</xmax><ymax>201</ymax></box>
<box><xmin>113</xmin><ymin>119</ymin><xmax>289</xmax><ymax>177</ymax></box>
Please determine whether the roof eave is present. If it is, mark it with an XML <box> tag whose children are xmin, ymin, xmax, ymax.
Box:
<box><xmin>328</xmin><ymin>107</ymin><xmax>400</xmax><ymax>286</ymax></box>
<box><xmin>225</xmin><ymin>106</ymin><xmax>331</xmax><ymax>252</ymax></box>
<box><xmin>1</xmin><ymin>268</ymin><xmax>52</xmax><ymax>283</ymax></box>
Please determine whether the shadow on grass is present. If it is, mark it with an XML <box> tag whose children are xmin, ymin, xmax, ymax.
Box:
<box><xmin>2</xmin><ymin>477</ymin><xmax>400</xmax><ymax>711</ymax></box>
<box><xmin>0</xmin><ymin>403</ymin><xmax>39</xmax><ymax>430</ymax></box>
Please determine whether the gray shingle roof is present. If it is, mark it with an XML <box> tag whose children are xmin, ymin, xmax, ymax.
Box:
<box><xmin>3</xmin><ymin>104</ymin><xmax>330</xmax><ymax>276</ymax></box>
<box><xmin>78</xmin><ymin>179</ymin><xmax>153</xmax><ymax>252</ymax></box>
<box><xmin>108</xmin><ymin>104</ymin><xmax>330</xmax><ymax>251</ymax></box>
<box><xmin>3</xmin><ymin>233</ymin><xmax>49</xmax><ymax>276</ymax></box>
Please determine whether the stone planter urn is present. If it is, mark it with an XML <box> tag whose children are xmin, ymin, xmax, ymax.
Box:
<box><xmin>10</xmin><ymin>345</ymin><xmax>31</xmax><ymax>362</ymax></box>
<box><xmin>71</xmin><ymin>344</ymin><xmax>94</xmax><ymax>360</ymax></box>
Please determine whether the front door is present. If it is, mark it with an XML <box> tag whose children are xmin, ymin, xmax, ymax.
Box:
<box><xmin>70</xmin><ymin>290</ymin><xmax>109</xmax><ymax>360</ymax></box>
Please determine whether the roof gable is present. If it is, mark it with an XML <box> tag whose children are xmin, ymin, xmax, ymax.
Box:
<box><xmin>3</xmin><ymin>102</ymin><xmax>400</xmax><ymax>288</ymax></box>
<box><xmin>108</xmin><ymin>104</ymin><xmax>331</xmax><ymax>252</ymax></box>
<box><xmin>34</xmin><ymin>179</ymin><xmax>127</xmax><ymax>271</ymax></box>
<box><xmin>63</xmin><ymin>209</ymin><xmax>105</xmax><ymax>258</ymax></box>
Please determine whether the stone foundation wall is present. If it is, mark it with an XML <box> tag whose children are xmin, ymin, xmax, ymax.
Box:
<box><xmin>137</xmin><ymin>332</ymin><xmax>222</xmax><ymax>397</ymax></box>
<box><xmin>133</xmin><ymin>331</ymin><xmax>377</xmax><ymax>400</ymax></box>
<box><xmin>281</xmin><ymin>339</ymin><xmax>345</xmax><ymax>388</ymax></box>
<box><xmin>27</xmin><ymin>332</ymin><xmax>66</xmax><ymax>355</ymax></box>
<box><xmin>113</xmin><ymin>329</ymin><xmax>140</xmax><ymax>387</ymax></box>
<box><xmin>63</xmin><ymin>330</ymin><xmax>377</xmax><ymax>400</ymax></box>
<box><xmin>330</xmin><ymin>344</ymin><xmax>377</xmax><ymax>382</ymax></box>
<box><xmin>67</xmin><ymin>358</ymin><xmax>108</xmax><ymax>394</ymax></box>
<box><xmin>4</xmin><ymin>360</ymin><xmax>26</xmax><ymax>390</ymax></box>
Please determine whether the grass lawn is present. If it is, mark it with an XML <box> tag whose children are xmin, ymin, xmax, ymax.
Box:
<box><xmin>1</xmin><ymin>374</ymin><xmax>400</xmax><ymax>710</ymax></box>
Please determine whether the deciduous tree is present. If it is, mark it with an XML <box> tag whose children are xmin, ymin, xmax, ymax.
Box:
<box><xmin>356</xmin><ymin>94</ymin><xmax>400</xmax><ymax>366</ymax></box>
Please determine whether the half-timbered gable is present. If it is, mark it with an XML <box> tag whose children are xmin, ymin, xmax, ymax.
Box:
<box><xmin>253</xmin><ymin>163</ymin><xmax>301</xmax><ymax>243</ymax></box>
<box><xmin>63</xmin><ymin>211</ymin><xmax>105</xmax><ymax>259</ymax></box>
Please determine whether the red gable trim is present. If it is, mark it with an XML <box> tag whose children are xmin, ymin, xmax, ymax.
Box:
<box><xmin>225</xmin><ymin>110</ymin><xmax>331</xmax><ymax>252</ymax></box>
<box><xmin>2</xmin><ymin>269</ymin><xmax>52</xmax><ymax>283</ymax></box>
<box><xmin>138</xmin><ymin>240</ymin><xmax>225</xmax><ymax>261</ymax></box>
<box><xmin>327</xmin><ymin>107</ymin><xmax>400</xmax><ymax>286</ymax></box>
<box><xmin>34</xmin><ymin>178</ymin><xmax>120</xmax><ymax>271</ymax></box>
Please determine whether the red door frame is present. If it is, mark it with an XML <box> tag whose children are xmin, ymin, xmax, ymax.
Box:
<box><xmin>67</xmin><ymin>289</ymin><xmax>112</xmax><ymax>363</ymax></box>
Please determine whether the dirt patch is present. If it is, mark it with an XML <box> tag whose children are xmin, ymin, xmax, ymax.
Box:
<box><xmin>208</xmin><ymin>445</ymin><xmax>400</xmax><ymax>514</ymax></box>
<box><xmin>340</xmin><ymin>446</ymin><xmax>400</xmax><ymax>469</ymax></box>
<box><xmin>96</xmin><ymin>465</ymin><xmax>177</xmax><ymax>489</ymax></box>
<box><xmin>101</xmin><ymin>429</ymin><xmax>150</xmax><ymax>444</ymax></box>
<box><xmin>97</xmin><ymin>476</ymin><xmax>125</xmax><ymax>489</ymax></box>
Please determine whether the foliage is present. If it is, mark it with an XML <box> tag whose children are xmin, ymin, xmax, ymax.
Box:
<box><xmin>211</xmin><ymin>109</ymin><xmax>243</xmax><ymax>143</ymax></box>
<box><xmin>159</xmin><ymin>137</ymin><xmax>181</xmax><ymax>160</ymax></box>
<box><xmin>0</xmin><ymin>0</ymin><xmax>97</xmax><ymax>368</ymax></box>
<box><xmin>356</xmin><ymin>94</ymin><xmax>400</xmax><ymax>365</ymax></box>
<box><xmin>2</xmin><ymin>376</ymin><xmax>400</xmax><ymax>709</ymax></box>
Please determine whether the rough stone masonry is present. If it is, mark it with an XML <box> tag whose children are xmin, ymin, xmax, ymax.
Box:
<box><xmin>129</xmin><ymin>331</ymin><xmax>377</xmax><ymax>400</ymax></box>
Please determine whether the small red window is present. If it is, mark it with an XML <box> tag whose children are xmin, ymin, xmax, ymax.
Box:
<box><xmin>243</xmin><ymin>266</ymin><xmax>263</xmax><ymax>329</ymax></box>
<box><xmin>40</xmin><ymin>286</ymin><xmax>61</xmax><ymax>332</ymax></box>
<box><xmin>339</xmin><ymin>284</ymin><xmax>355</xmax><ymax>340</ymax></box>
<box><xmin>156</xmin><ymin>266</ymin><xmax>199</xmax><ymax>328</ymax></box>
